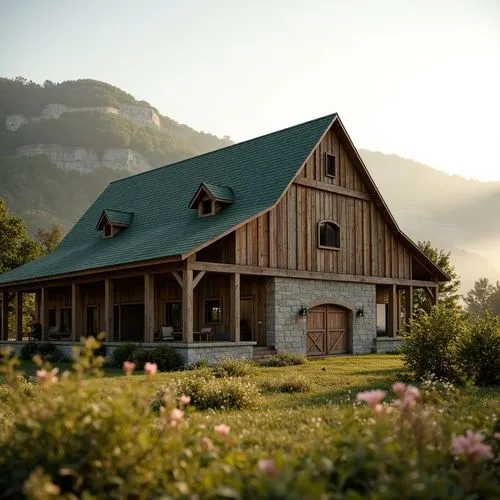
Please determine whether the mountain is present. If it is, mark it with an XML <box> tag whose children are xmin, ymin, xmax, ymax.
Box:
<box><xmin>1</xmin><ymin>76</ymin><xmax>499</xmax><ymax>293</ymax></box>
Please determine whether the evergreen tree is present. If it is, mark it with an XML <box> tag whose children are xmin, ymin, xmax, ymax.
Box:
<box><xmin>464</xmin><ymin>278</ymin><xmax>500</xmax><ymax>317</ymax></box>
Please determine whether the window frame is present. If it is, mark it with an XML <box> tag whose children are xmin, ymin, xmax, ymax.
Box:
<box><xmin>317</xmin><ymin>220</ymin><xmax>341</xmax><ymax>250</ymax></box>
<box><xmin>204</xmin><ymin>298</ymin><xmax>222</xmax><ymax>324</ymax></box>
<box><xmin>199</xmin><ymin>199</ymin><xmax>215</xmax><ymax>217</ymax></box>
<box><xmin>325</xmin><ymin>153</ymin><xmax>337</xmax><ymax>178</ymax></box>
<box><xmin>165</xmin><ymin>301</ymin><xmax>182</xmax><ymax>331</ymax></box>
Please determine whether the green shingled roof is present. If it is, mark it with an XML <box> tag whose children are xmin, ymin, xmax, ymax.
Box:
<box><xmin>98</xmin><ymin>209</ymin><xmax>134</xmax><ymax>228</ymax></box>
<box><xmin>0</xmin><ymin>113</ymin><xmax>336</xmax><ymax>285</ymax></box>
<box><xmin>202</xmin><ymin>183</ymin><xmax>234</xmax><ymax>203</ymax></box>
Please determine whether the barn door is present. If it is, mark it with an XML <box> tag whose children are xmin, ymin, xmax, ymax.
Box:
<box><xmin>306</xmin><ymin>304</ymin><xmax>348</xmax><ymax>356</ymax></box>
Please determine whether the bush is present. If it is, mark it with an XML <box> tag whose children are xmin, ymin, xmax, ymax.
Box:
<box><xmin>147</xmin><ymin>345</ymin><xmax>183</xmax><ymax>372</ymax></box>
<box><xmin>459</xmin><ymin>313</ymin><xmax>500</xmax><ymax>386</ymax></box>
<box><xmin>20</xmin><ymin>342</ymin><xmax>66</xmax><ymax>362</ymax></box>
<box><xmin>261</xmin><ymin>352</ymin><xmax>307</xmax><ymax>367</ymax></box>
<box><xmin>262</xmin><ymin>373</ymin><xmax>312</xmax><ymax>393</ymax></box>
<box><xmin>110</xmin><ymin>343</ymin><xmax>140</xmax><ymax>367</ymax></box>
<box><xmin>211</xmin><ymin>357</ymin><xmax>255</xmax><ymax>377</ymax></box>
<box><xmin>156</xmin><ymin>373</ymin><xmax>262</xmax><ymax>411</ymax></box>
<box><xmin>401</xmin><ymin>304</ymin><xmax>466</xmax><ymax>381</ymax></box>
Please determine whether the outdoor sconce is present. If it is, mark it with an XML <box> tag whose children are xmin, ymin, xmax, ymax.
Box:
<box><xmin>356</xmin><ymin>307</ymin><xmax>364</xmax><ymax>317</ymax></box>
<box><xmin>298</xmin><ymin>305</ymin><xmax>308</xmax><ymax>317</ymax></box>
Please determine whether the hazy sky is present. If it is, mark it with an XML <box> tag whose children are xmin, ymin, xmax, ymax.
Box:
<box><xmin>1</xmin><ymin>0</ymin><xmax>499</xmax><ymax>181</ymax></box>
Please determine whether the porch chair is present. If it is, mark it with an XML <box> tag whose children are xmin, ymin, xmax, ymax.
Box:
<box><xmin>161</xmin><ymin>326</ymin><xmax>174</xmax><ymax>341</ymax></box>
<box><xmin>200</xmin><ymin>327</ymin><xmax>213</xmax><ymax>342</ymax></box>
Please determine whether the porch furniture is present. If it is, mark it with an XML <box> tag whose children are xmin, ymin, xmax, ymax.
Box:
<box><xmin>194</xmin><ymin>327</ymin><xmax>214</xmax><ymax>342</ymax></box>
<box><xmin>161</xmin><ymin>326</ymin><xmax>174</xmax><ymax>341</ymax></box>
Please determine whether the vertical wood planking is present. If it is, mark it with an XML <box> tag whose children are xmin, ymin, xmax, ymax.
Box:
<box><xmin>182</xmin><ymin>270</ymin><xmax>193</xmax><ymax>343</ymax></box>
<box><xmin>287</xmin><ymin>185</ymin><xmax>297</xmax><ymax>269</ymax></box>
<box><xmin>230</xmin><ymin>273</ymin><xmax>240</xmax><ymax>341</ymax></box>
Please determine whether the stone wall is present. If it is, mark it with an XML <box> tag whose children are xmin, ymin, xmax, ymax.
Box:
<box><xmin>17</xmin><ymin>144</ymin><xmax>151</xmax><ymax>174</ymax></box>
<box><xmin>374</xmin><ymin>336</ymin><xmax>404</xmax><ymax>354</ymax></box>
<box><xmin>266</xmin><ymin>277</ymin><xmax>377</xmax><ymax>355</ymax></box>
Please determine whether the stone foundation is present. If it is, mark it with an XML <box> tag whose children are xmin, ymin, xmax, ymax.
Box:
<box><xmin>374</xmin><ymin>336</ymin><xmax>404</xmax><ymax>354</ymax></box>
<box><xmin>0</xmin><ymin>341</ymin><xmax>256</xmax><ymax>367</ymax></box>
<box><xmin>266</xmin><ymin>277</ymin><xmax>377</xmax><ymax>355</ymax></box>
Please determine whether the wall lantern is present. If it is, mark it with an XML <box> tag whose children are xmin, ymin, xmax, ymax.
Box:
<box><xmin>356</xmin><ymin>307</ymin><xmax>364</xmax><ymax>318</ymax></box>
<box><xmin>298</xmin><ymin>305</ymin><xmax>308</xmax><ymax>317</ymax></box>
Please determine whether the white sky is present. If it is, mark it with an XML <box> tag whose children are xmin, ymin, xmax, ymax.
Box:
<box><xmin>1</xmin><ymin>0</ymin><xmax>499</xmax><ymax>180</ymax></box>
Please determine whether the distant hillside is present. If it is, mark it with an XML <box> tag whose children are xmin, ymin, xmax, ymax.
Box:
<box><xmin>0</xmin><ymin>77</ymin><xmax>498</xmax><ymax>293</ymax></box>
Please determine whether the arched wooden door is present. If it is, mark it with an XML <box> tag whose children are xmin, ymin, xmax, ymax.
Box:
<box><xmin>306</xmin><ymin>304</ymin><xmax>349</xmax><ymax>356</ymax></box>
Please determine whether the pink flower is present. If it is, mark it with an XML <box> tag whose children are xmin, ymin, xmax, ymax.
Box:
<box><xmin>451</xmin><ymin>430</ymin><xmax>494</xmax><ymax>463</ymax></box>
<box><xmin>214</xmin><ymin>424</ymin><xmax>230</xmax><ymax>436</ymax></box>
<box><xmin>123</xmin><ymin>361</ymin><xmax>136</xmax><ymax>375</ymax></box>
<box><xmin>494</xmin><ymin>432</ymin><xmax>500</xmax><ymax>440</ymax></box>
<box><xmin>36</xmin><ymin>368</ymin><xmax>59</xmax><ymax>384</ymax></box>
<box><xmin>257</xmin><ymin>458</ymin><xmax>277</xmax><ymax>477</ymax></box>
<box><xmin>144</xmin><ymin>362</ymin><xmax>157</xmax><ymax>376</ymax></box>
<box><xmin>170</xmin><ymin>408</ymin><xmax>184</xmax><ymax>421</ymax></box>
<box><xmin>179</xmin><ymin>395</ymin><xmax>191</xmax><ymax>406</ymax></box>
<box><xmin>356</xmin><ymin>390</ymin><xmax>387</xmax><ymax>408</ymax></box>
<box><xmin>392</xmin><ymin>382</ymin><xmax>406</xmax><ymax>396</ymax></box>
<box><xmin>405</xmin><ymin>385</ymin><xmax>420</xmax><ymax>400</ymax></box>
<box><xmin>200</xmin><ymin>436</ymin><xmax>213</xmax><ymax>450</ymax></box>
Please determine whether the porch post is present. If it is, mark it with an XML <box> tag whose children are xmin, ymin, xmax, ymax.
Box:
<box><xmin>1</xmin><ymin>291</ymin><xmax>9</xmax><ymax>341</ymax></box>
<box><xmin>35</xmin><ymin>290</ymin><xmax>41</xmax><ymax>324</ymax></box>
<box><xmin>71</xmin><ymin>284</ymin><xmax>82</xmax><ymax>341</ymax></box>
<box><xmin>40</xmin><ymin>287</ymin><xmax>48</xmax><ymax>341</ymax></box>
<box><xmin>144</xmin><ymin>274</ymin><xmax>155</xmax><ymax>342</ymax></box>
<box><xmin>104</xmin><ymin>279</ymin><xmax>114</xmax><ymax>342</ymax></box>
<box><xmin>432</xmin><ymin>284</ymin><xmax>439</xmax><ymax>306</ymax></box>
<box><xmin>230</xmin><ymin>273</ymin><xmax>240</xmax><ymax>342</ymax></box>
<box><xmin>405</xmin><ymin>286</ymin><xmax>413</xmax><ymax>334</ymax></box>
<box><xmin>388</xmin><ymin>284</ymin><xmax>398</xmax><ymax>337</ymax></box>
<box><xmin>15</xmin><ymin>292</ymin><xmax>23</xmax><ymax>341</ymax></box>
<box><xmin>182</xmin><ymin>270</ymin><xmax>193</xmax><ymax>343</ymax></box>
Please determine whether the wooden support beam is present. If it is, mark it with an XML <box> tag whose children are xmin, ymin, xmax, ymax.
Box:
<box><xmin>405</xmin><ymin>285</ymin><xmax>413</xmax><ymax>334</ymax></box>
<box><xmin>182</xmin><ymin>270</ymin><xmax>193</xmax><ymax>344</ymax></box>
<box><xmin>71</xmin><ymin>284</ymin><xmax>82</xmax><ymax>341</ymax></box>
<box><xmin>230</xmin><ymin>273</ymin><xmax>240</xmax><ymax>342</ymax></box>
<box><xmin>387</xmin><ymin>284</ymin><xmax>398</xmax><ymax>337</ymax></box>
<box><xmin>35</xmin><ymin>290</ymin><xmax>41</xmax><ymax>324</ymax></box>
<box><xmin>40</xmin><ymin>287</ymin><xmax>48</xmax><ymax>341</ymax></box>
<box><xmin>193</xmin><ymin>271</ymin><xmax>206</xmax><ymax>289</ymax></box>
<box><xmin>294</xmin><ymin>177</ymin><xmax>372</xmax><ymax>201</ymax></box>
<box><xmin>15</xmin><ymin>292</ymin><xmax>23</xmax><ymax>341</ymax></box>
<box><xmin>172</xmin><ymin>271</ymin><xmax>183</xmax><ymax>289</ymax></box>
<box><xmin>104</xmin><ymin>279</ymin><xmax>114</xmax><ymax>342</ymax></box>
<box><xmin>144</xmin><ymin>274</ymin><xmax>155</xmax><ymax>342</ymax></box>
<box><xmin>1</xmin><ymin>291</ymin><xmax>9</xmax><ymax>341</ymax></box>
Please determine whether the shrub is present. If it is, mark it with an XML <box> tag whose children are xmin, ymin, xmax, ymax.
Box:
<box><xmin>262</xmin><ymin>373</ymin><xmax>312</xmax><ymax>393</ymax></box>
<box><xmin>211</xmin><ymin>357</ymin><xmax>255</xmax><ymax>377</ymax></box>
<box><xmin>261</xmin><ymin>352</ymin><xmax>307</xmax><ymax>367</ymax></box>
<box><xmin>110</xmin><ymin>343</ymin><xmax>140</xmax><ymax>367</ymax></box>
<box><xmin>401</xmin><ymin>304</ymin><xmax>466</xmax><ymax>381</ymax></box>
<box><xmin>156</xmin><ymin>373</ymin><xmax>262</xmax><ymax>410</ymax></box>
<box><xmin>20</xmin><ymin>342</ymin><xmax>66</xmax><ymax>362</ymax></box>
<box><xmin>459</xmin><ymin>313</ymin><xmax>500</xmax><ymax>386</ymax></box>
<box><xmin>147</xmin><ymin>345</ymin><xmax>183</xmax><ymax>372</ymax></box>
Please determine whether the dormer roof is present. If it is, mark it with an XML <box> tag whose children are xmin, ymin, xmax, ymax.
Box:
<box><xmin>96</xmin><ymin>209</ymin><xmax>133</xmax><ymax>230</ymax></box>
<box><xmin>188</xmin><ymin>182</ymin><xmax>234</xmax><ymax>209</ymax></box>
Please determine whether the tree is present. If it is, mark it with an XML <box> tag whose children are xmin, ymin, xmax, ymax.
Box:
<box><xmin>464</xmin><ymin>278</ymin><xmax>500</xmax><ymax>317</ymax></box>
<box><xmin>36</xmin><ymin>225</ymin><xmax>64</xmax><ymax>254</ymax></box>
<box><xmin>414</xmin><ymin>241</ymin><xmax>461</xmax><ymax>314</ymax></box>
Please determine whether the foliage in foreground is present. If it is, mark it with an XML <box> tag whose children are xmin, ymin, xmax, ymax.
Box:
<box><xmin>211</xmin><ymin>357</ymin><xmax>256</xmax><ymax>378</ymax></box>
<box><xmin>110</xmin><ymin>342</ymin><xmax>182</xmax><ymax>372</ymax></box>
<box><xmin>0</xmin><ymin>341</ymin><xmax>498</xmax><ymax>499</ymax></box>
<box><xmin>260</xmin><ymin>351</ymin><xmax>307</xmax><ymax>367</ymax></box>
<box><xmin>401</xmin><ymin>304</ymin><xmax>500</xmax><ymax>385</ymax></box>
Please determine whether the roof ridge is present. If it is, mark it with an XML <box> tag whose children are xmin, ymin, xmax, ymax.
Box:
<box><xmin>109</xmin><ymin>113</ymin><xmax>337</xmax><ymax>186</ymax></box>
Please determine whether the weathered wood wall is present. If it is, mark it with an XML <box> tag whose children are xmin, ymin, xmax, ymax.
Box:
<box><xmin>234</xmin><ymin>127</ymin><xmax>411</xmax><ymax>279</ymax></box>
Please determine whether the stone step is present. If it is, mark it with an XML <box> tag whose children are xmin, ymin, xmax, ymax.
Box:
<box><xmin>252</xmin><ymin>346</ymin><xmax>277</xmax><ymax>360</ymax></box>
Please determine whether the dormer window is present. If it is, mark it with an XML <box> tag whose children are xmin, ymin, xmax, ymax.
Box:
<box><xmin>96</xmin><ymin>209</ymin><xmax>133</xmax><ymax>238</ymax></box>
<box><xmin>189</xmin><ymin>182</ymin><xmax>234</xmax><ymax>218</ymax></box>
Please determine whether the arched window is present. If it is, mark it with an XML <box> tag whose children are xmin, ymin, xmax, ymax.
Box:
<box><xmin>318</xmin><ymin>221</ymin><xmax>340</xmax><ymax>249</ymax></box>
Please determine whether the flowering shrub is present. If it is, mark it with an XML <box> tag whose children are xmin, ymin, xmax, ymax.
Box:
<box><xmin>155</xmin><ymin>372</ymin><xmax>262</xmax><ymax>411</ymax></box>
<box><xmin>261</xmin><ymin>373</ymin><xmax>312</xmax><ymax>393</ymax></box>
<box><xmin>261</xmin><ymin>352</ymin><xmax>307</xmax><ymax>367</ymax></box>
<box><xmin>111</xmin><ymin>343</ymin><xmax>182</xmax><ymax>371</ymax></box>
<box><xmin>211</xmin><ymin>357</ymin><xmax>256</xmax><ymax>378</ymax></box>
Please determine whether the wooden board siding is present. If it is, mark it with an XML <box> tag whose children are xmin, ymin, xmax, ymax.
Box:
<box><xmin>234</xmin><ymin>127</ymin><xmax>411</xmax><ymax>279</ymax></box>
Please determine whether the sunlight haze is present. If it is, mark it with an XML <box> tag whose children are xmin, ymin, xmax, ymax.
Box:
<box><xmin>1</xmin><ymin>0</ymin><xmax>499</xmax><ymax>180</ymax></box>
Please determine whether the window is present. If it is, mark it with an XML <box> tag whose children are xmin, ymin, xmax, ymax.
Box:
<box><xmin>104</xmin><ymin>224</ymin><xmax>113</xmax><ymax>238</ymax></box>
<box><xmin>201</xmin><ymin>199</ymin><xmax>213</xmax><ymax>216</ymax></box>
<box><xmin>48</xmin><ymin>308</ymin><xmax>57</xmax><ymax>328</ymax></box>
<box><xmin>325</xmin><ymin>153</ymin><xmax>336</xmax><ymax>177</ymax></box>
<box><xmin>318</xmin><ymin>221</ymin><xmax>340</xmax><ymax>249</ymax></box>
<box><xmin>87</xmin><ymin>305</ymin><xmax>100</xmax><ymax>336</ymax></box>
<box><xmin>59</xmin><ymin>307</ymin><xmax>72</xmax><ymax>332</ymax></box>
<box><xmin>376</xmin><ymin>304</ymin><xmax>388</xmax><ymax>335</ymax></box>
<box><xmin>165</xmin><ymin>301</ymin><xmax>182</xmax><ymax>331</ymax></box>
<box><xmin>204</xmin><ymin>299</ymin><xmax>222</xmax><ymax>323</ymax></box>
